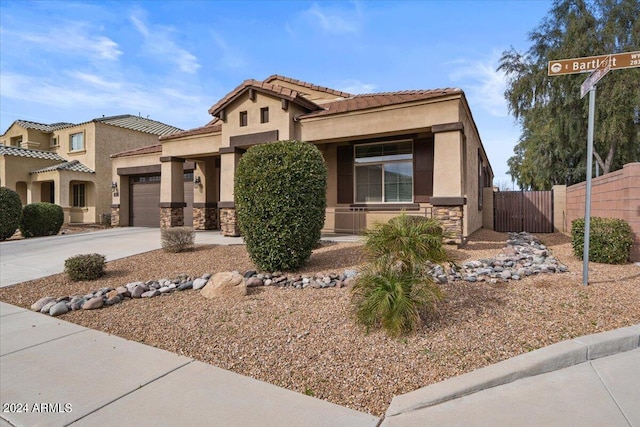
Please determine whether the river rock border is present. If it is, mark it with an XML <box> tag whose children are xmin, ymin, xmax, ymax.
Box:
<box><xmin>30</xmin><ymin>232</ymin><xmax>568</xmax><ymax>317</ymax></box>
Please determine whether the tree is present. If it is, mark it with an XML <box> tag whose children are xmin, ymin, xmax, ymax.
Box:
<box><xmin>499</xmin><ymin>0</ymin><xmax>640</xmax><ymax>190</ymax></box>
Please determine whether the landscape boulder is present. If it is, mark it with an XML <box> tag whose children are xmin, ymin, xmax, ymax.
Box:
<box><xmin>201</xmin><ymin>272</ymin><xmax>246</xmax><ymax>299</ymax></box>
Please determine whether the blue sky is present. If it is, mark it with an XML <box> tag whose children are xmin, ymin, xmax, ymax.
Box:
<box><xmin>0</xmin><ymin>0</ymin><xmax>554</xmax><ymax>186</ymax></box>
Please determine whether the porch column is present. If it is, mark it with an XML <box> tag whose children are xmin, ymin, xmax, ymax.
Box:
<box><xmin>27</xmin><ymin>181</ymin><xmax>41</xmax><ymax>204</ymax></box>
<box><xmin>159</xmin><ymin>156</ymin><xmax>186</xmax><ymax>228</ymax></box>
<box><xmin>193</xmin><ymin>157</ymin><xmax>218</xmax><ymax>230</ymax></box>
<box><xmin>431</xmin><ymin>122</ymin><xmax>465</xmax><ymax>243</ymax></box>
<box><xmin>56</xmin><ymin>174</ymin><xmax>72</xmax><ymax>224</ymax></box>
<box><xmin>218</xmin><ymin>149</ymin><xmax>242</xmax><ymax>236</ymax></box>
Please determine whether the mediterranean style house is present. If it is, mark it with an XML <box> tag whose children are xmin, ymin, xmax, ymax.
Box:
<box><xmin>111</xmin><ymin>75</ymin><xmax>494</xmax><ymax>241</ymax></box>
<box><xmin>0</xmin><ymin>115</ymin><xmax>182</xmax><ymax>224</ymax></box>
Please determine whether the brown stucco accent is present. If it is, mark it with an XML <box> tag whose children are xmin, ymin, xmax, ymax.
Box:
<box><xmin>159</xmin><ymin>156</ymin><xmax>185</xmax><ymax>163</ymax></box>
<box><xmin>159</xmin><ymin>202</ymin><xmax>187</xmax><ymax>208</ymax></box>
<box><xmin>118</xmin><ymin>165</ymin><xmax>161</xmax><ymax>175</ymax></box>
<box><xmin>110</xmin><ymin>204</ymin><xmax>120</xmax><ymax>208</ymax></box>
<box><xmin>430</xmin><ymin>196</ymin><xmax>467</xmax><ymax>206</ymax></box>
<box><xmin>432</xmin><ymin>122</ymin><xmax>464</xmax><ymax>133</ymax></box>
<box><xmin>193</xmin><ymin>202</ymin><xmax>218</xmax><ymax>208</ymax></box>
<box><xmin>230</xmin><ymin>130</ymin><xmax>279</xmax><ymax>147</ymax></box>
<box><xmin>350</xmin><ymin>203</ymin><xmax>421</xmax><ymax>211</ymax></box>
<box><xmin>217</xmin><ymin>201</ymin><xmax>235</xmax><ymax>208</ymax></box>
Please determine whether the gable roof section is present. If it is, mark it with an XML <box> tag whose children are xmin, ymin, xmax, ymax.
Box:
<box><xmin>94</xmin><ymin>115</ymin><xmax>183</xmax><ymax>136</ymax></box>
<box><xmin>159</xmin><ymin>118</ymin><xmax>222</xmax><ymax>142</ymax></box>
<box><xmin>111</xmin><ymin>144</ymin><xmax>163</xmax><ymax>158</ymax></box>
<box><xmin>263</xmin><ymin>75</ymin><xmax>352</xmax><ymax>99</ymax></box>
<box><xmin>297</xmin><ymin>88</ymin><xmax>463</xmax><ymax>119</ymax></box>
<box><xmin>30</xmin><ymin>160</ymin><xmax>95</xmax><ymax>174</ymax></box>
<box><xmin>10</xmin><ymin>120</ymin><xmax>75</xmax><ymax>133</ymax></box>
<box><xmin>208</xmin><ymin>79</ymin><xmax>322</xmax><ymax>117</ymax></box>
<box><xmin>0</xmin><ymin>144</ymin><xmax>66</xmax><ymax>161</ymax></box>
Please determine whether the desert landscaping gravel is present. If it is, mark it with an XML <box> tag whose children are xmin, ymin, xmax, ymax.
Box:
<box><xmin>1</xmin><ymin>229</ymin><xmax>639</xmax><ymax>416</ymax></box>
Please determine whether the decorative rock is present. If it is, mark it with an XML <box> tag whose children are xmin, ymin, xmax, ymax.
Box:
<box><xmin>82</xmin><ymin>297</ymin><xmax>103</xmax><ymax>310</ymax></box>
<box><xmin>264</xmin><ymin>279</ymin><xmax>273</xmax><ymax>286</ymax></box>
<box><xmin>131</xmin><ymin>285</ymin><xmax>145</xmax><ymax>298</ymax></box>
<box><xmin>31</xmin><ymin>297</ymin><xmax>56</xmax><ymax>312</ymax></box>
<box><xmin>201</xmin><ymin>271</ymin><xmax>246</xmax><ymax>299</ymax></box>
<box><xmin>141</xmin><ymin>290</ymin><xmax>160</xmax><ymax>298</ymax></box>
<box><xmin>202</xmin><ymin>273</ymin><xmax>211</xmax><ymax>280</ymax></box>
<box><xmin>116</xmin><ymin>286</ymin><xmax>130</xmax><ymax>297</ymax></box>
<box><xmin>344</xmin><ymin>269</ymin><xmax>358</xmax><ymax>279</ymax></box>
<box><xmin>40</xmin><ymin>301</ymin><xmax>57</xmax><ymax>314</ymax></box>
<box><xmin>178</xmin><ymin>281</ymin><xmax>193</xmax><ymax>291</ymax></box>
<box><xmin>105</xmin><ymin>295</ymin><xmax>122</xmax><ymax>305</ymax></box>
<box><xmin>49</xmin><ymin>301</ymin><xmax>69</xmax><ymax>316</ymax></box>
<box><xmin>243</xmin><ymin>270</ymin><xmax>257</xmax><ymax>279</ymax></box>
<box><xmin>159</xmin><ymin>286</ymin><xmax>171</xmax><ymax>293</ymax></box>
<box><xmin>106</xmin><ymin>290</ymin><xmax>119</xmax><ymax>299</ymax></box>
<box><xmin>193</xmin><ymin>278</ymin><xmax>208</xmax><ymax>290</ymax></box>
<box><xmin>245</xmin><ymin>277</ymin><xmax>264</xmax><ymax>287</ymax></box>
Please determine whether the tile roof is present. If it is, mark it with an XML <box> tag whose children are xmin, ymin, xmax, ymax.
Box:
<box><xmin>0</xmin><ymin>144</ymin><xmax>66</xmax><ymax>161</ymax></box>
<box><xmin>30</xmin><ymin>160</ymin><xmax>95</xmax><ymax>174</ymax></box>
<box><xmin>12</xmin><ymin>120</ymin><xmax>75</xmax><ymax>132</ymax></box>
<box><xmin>298</xmin><ymin>88</ymin><xmax>463</xmax><ymax>119</ymax></box>
<box><xmin>159</xmin><ymin>119</ymin><xmax>222</xmax><ymax>141</ymax></box>
<box><xmin>111</xmin><ymin>144</ymin><xmax>163</xmax><ymax>158</ymax></box>
<box><xmin>208</xmin><ymin>80</ymin><xmax>321</xmax><ymax>116</ymax></box>
<box><xmin>263</xmin><ymin>75</ymin><xmax>352</xmax><ymax>98</ymax></box>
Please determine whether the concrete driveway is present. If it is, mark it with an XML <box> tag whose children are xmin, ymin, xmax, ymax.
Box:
<box><xmin>0</xmin><ymin>227</ymin><xmax>242</xmax><ymax>288</ymax></box>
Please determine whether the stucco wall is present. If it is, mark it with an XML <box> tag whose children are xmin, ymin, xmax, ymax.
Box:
<box><xmin>566</xmin><ymin>163</ymin><xmax>640</xmax><ymax>262</ymax></box>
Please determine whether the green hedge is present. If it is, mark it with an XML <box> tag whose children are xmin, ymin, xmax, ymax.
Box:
<box><xmin>571</xmin><ymin>217</ymin><xmax>633</xmax><ymax>264</ymax></box>
<box><xmin>235</xmin><ymin>140</ymin><xmax>327</xmax><ymax>271</ymax></box>
<box><xmin>65</xmin><ymin>253</ymin><xmax>106</xmax><ymax>281</ymax></box>
<box><xmin>20</xmin><ymin>202</ymin><xmax>64</xmax><ymax>238</ymax></box>
<box><xmin>0</xmin><ymin>187</ymin><xmax>22</xmax><ymax>240</ymax></box>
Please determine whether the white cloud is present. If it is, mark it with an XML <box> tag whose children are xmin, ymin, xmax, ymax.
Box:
<box><xmin>337</xmin><ymin>79</ymin><xmax>377</xmax><ymax>94</ymax></box>
<box><xmin>211</xmin><ymin>33</ymin><xmax>246</xmax><ymax>69</ymax></box>
<box><xmin>449</xmin><ymin>52</ymin><xmax>508</xmax><ymax>117</ymax></box>
<box><xmin>129</xmin><ymin>13</ymin><xmax>201</xmax><ymax>74</ymax></box>
<box><xmin>300</xmin><ymin>2</ymin><xmax>363</xmax><ymax>35</ymax></box>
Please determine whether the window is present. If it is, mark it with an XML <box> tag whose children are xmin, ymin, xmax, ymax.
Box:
<box><xmin>51</xmin><ymin>136</ymin><xmax>58</xmax><ymax>147</ymax></box>
<box><xmin>70</xmin><ymin>132</ymin><xmax>84</xmax><ymax>151</ymax></box>
<box><xmin>260</xmin><ymin>107</ymin><xmax>269</xmax><ymax>124</ymax></box>
<box><xmin>72</xmin><ymin>184</ymin><xmax>85</xmax><ymax>207</ymax></box>
<box><xmin>10</xmin><ymin>136</ymin><xmax>22</xmax><ymax>146</ymax></box>
<box><xmin>239</xmin><ymin>111</ymin><xmax>248</xmax><ymax>127</ymax></box>
<box><xmin>478</xmin><ymin>150</ymin><xmax>483</xmax><ymax>209</ymax></box>
<box><xmin>354</xmin><ymin>141</ymin><xmax>413</xmax><ymax>203</ymax></box>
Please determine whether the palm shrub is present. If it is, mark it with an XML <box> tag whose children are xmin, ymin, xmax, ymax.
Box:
<box><xmin>235</xmin><ymin>140</ymin><xmax>327</xmax><ymax>271</ymax></box>
<box><xmin>20</xmin><ymin>202</ymin><xmax>64</xmax><ymax>238</ymax></box>
<box><xmin>0</xmin><ymin>187</ymin><xmax>22</xmax><ymax>240</ymax></box>
<box><xmin>571</xmin><ymin>217</ymin><xmax>633</xmax><ymax>264</ymax></box>
<box><xmin>352</xmin><ymin>213</ymin><xmax>450</xmax><ymax>336</ymax></box>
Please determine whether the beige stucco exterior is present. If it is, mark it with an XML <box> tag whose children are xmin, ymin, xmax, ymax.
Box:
<box><xmin>111</xmin><ymin>75</ymin><xmax>494</xmax><ymax>241</ymax></box>
<box><xmin>1</xmin><ymin>116</ymin><xmax>179</xmax><ymax>224</ymax></box>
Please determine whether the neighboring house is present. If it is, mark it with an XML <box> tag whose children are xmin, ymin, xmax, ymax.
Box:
<box><xmin>0</xmin><ymin>115</ymin><xmax>182</xmax><ymax>224</ymax></box>
<box><xmin>111</xmin><ymin>75</ymin><xmax>493</xmax><ymax>241</ymax></box>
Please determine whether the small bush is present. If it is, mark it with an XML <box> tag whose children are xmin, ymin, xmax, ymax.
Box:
<box><xmin>0</xmin><ymin>187</ymin><xmax>22</xmax><ymax>240</ymax></box>
<box><xmin>65</xmin><ymin>253</ymin><xmax>106</xmax><ymax>281</ymax></box>
<box><xmin>572</xmin><ymin>217</ymin><xmax>633</xmax><ymax>264</ymax></box>
<box><xmin>352</xmin><ymin>261</ymin><xmax>443</xmax><ymax>337</ymax></box>
<box><xmin>161</xmin><ymin>226</ymin><xmax>195</xmax><ymax>253</ymax></box>
<box><xmin>20</xmin><ymin>202</ymin><xmax>64</xmax><ymax>238</ymax></box>
<box><xmin>235</xmin><ymin>140</ymin><xmax>327</xmax><ymax>271</ymax></box>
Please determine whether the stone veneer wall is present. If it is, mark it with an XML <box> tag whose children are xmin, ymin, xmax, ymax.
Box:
<box><xmin>110</xmin><ymin>206</ymin><xmax>120</xmax><ymax>227</ymax></box>
<box><xmin>193</xmin><ymin>207</ymin><xmax>218</xmax><ymax>230</ymax></box>
<box><xmin>160</xmin><ymin>207</ymin><xmax>184</xmax><ymax>228</ymax></box>
<box><xmin>432</xmin><ymin>205</ymin><xmax>463</xmax><ymax>244</ymax></box>
<box><xmin>220</xmin><ymin>208</ymin><xmax>240</xmax><ymax>237</ymax></box>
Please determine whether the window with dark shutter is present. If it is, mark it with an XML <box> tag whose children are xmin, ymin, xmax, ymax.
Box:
<box><xmin>337</xmin><ymin>145</ymin><xmax>354</xmax><ymax>204</ymax></box>
<box><xmin>413</xmin><ymin>137</ymin><xmax>434</xmax><ymax>202</ymax></box>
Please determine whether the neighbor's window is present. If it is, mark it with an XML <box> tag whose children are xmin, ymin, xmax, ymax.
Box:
<box><xmin>355</xmin><ymin>141</ymin><xmax>413</xmax><ymax>203</ymax></box>
<box><xmin>72</xmin><ymin>183</ymin><xmax>86</xmax><ymax>207</ymax></box>
<box><xmin>260</xmin><ymin>107</ymin><xmax>269</xmax><ymax>124</ymax></box>
<box><xmin>70</xmin><ymin>132</ymin><xmax>84</xmax><ymax>151</ymax></box>
<box><xmin>239</xmin><ymin>111</ymin><xmax>248</xmax><ymax>127</ymax></box>
<box><xmin>51</xmin><ymin>136</ymin><xmax>58</xmax><ymax>147</ymax></box>
<box><xmin>10</xmin><ymin>136</ymin><xmax>22</xmax><ymax>146</ymax></box>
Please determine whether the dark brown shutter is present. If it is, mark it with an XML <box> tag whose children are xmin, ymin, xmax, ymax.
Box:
<box><xmin>413</xmin><ymin>137</ymin><xmax>434</xmax><ymax>202</ymax></box>
<box><xmin>337</xmin><ymin>145</ymin><xmax>354</xmax><ymax>204</ymax></box>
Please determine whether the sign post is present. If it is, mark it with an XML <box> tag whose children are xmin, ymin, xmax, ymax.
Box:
<box><xmin>548</xmin><ymin>51</ymin><xmax>640</xmax><ymax>285</ymax></box>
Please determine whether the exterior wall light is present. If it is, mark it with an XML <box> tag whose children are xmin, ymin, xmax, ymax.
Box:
<box><xmin>111</xmin><ymin>182</ymin><xmax>118</xmax><ymax>192</ymax></box>
<box><xmin>194</xmin><ymin>176</ymin><xmax>202</xmax><ymax>187</ymax></box>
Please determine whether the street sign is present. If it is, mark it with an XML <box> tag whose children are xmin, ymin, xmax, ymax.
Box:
<box><xmin>548</xmin><ymin>51</ymin><xmax>640</xmax><ymax>76</ymax></box>
<box><xmin>581</xmin><ymin>55</ymin><xmax>612</xmax><ymax>98</ymax></box>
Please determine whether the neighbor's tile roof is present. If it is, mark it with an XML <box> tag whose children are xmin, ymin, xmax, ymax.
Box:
<box><xmin>111</xmin><ymin>144</ymin><xmax>163</xmax><ymax>158</ymax></box>
<box><xmin>12</xmin><ymin>120</ymin><xmax>75</xmax><ymax>132</ymax></box>
<box><xmin>298</xmin><ymin>88</ymin><xmax>463</xmax><ymax>119</ymax></box>
<box><xmin>208</xmin><ymin>80</ymin><xmax>322</xmax><ymax>116</ymax></box>
<box><xmin>30</xmin><ymin>160</ymin><xmax>95</xmax><ymax>174</ymax></box>
<box><xmin>0</xmin><ymin>144</ymin><xmax>66</xmax><ymax>161</ymax></box>
<box><xmin>263</xmin><ymin>75</ymin><xmax>353</xmax><ymax>98</ymax></box>
<box><xmin>159</xmin><ymin>119</ymin><xmax>222</xmax><ymax>141</ymax></box>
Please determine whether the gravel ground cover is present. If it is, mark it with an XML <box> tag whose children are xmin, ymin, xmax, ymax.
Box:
<box><xmin>1</xmin><ymin>229</ymin><xmax>639</xmax><ymax>416</ymax></box>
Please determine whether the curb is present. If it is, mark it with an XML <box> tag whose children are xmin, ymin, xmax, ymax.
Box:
<box><xmin>385</xmin><ymin>324</ymin><xmax>640</xmax><ymax>419</ymax></box>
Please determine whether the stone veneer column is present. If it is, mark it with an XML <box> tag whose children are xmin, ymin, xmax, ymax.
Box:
<box><xmin>193</xmin><ymin>203</ymin><xmax>218</xmax><ymax>230</ymax></box>
<box><xmin>110</xmin><ymin>205</ymin><xmax>120</xmax><ymax>227</ymax></box>
<box><xmin>432</xmin><ymin>205</ymin><xmax>463</xmax><ymax>244</ymax></box>
<box><xmin>219</xmin><ymin>206</ymin><xmax>240</xmax><ymax>237</ymax></box>
<box><xmin>160</xmin><ymin>206</ymin><xmax>185</xmax><ymax>228</ymax></box>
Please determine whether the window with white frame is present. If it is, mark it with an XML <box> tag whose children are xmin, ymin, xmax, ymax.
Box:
<box><xmin>72</xmin><ymin>183</ymin><xmax>85</xmax><ymax>207</ymax></box>
<box><xmin>354</xmin><ymin>141</ymin><xmax>413</xmax><ymax>203</ymax></box>
<box><xmin>70</xmin><ymin>132</ymin><xmax>84</xmax><ymax>151</ymax></box>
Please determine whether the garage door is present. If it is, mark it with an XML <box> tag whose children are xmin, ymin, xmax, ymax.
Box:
<box><xmin>129</xmin><ymin>173</ymin><xmax>193</xmax><ymax>227</ymax></box>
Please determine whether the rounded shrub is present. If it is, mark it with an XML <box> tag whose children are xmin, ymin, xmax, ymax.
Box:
<box><xmin>20</xmin><ymin>202</ymin><xmax>64</xmax><ymax>238</ymax></box>
<box><xmin>65</xmin><ymin>253</ymin><xmax>106</xmax><ymax>281</ymax></box>
<box><xmin>0</xmin><ymin>187</ymin><xmax>22</xmax><ymax>240</ymax></box>
<box><xmin>235</xmin><ymin>140</ymin><xmax>327</xmax><ymax>271</ymax></box>
<box><xmin>571</xmin><ymin>217</ymin><xmax>633</xmax><ymax>264</ymax></box>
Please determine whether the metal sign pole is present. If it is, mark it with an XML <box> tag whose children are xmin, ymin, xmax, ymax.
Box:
<box><xmin>582</xmin><ymin>87</ymin><xmax>596</xmax><ymax>286</ymax></box>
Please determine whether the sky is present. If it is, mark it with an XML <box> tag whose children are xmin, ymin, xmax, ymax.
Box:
<box><xmin>0</xmin><ymin>0</ymin><xmax>555</xmax><ymax>186</ymax></box>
